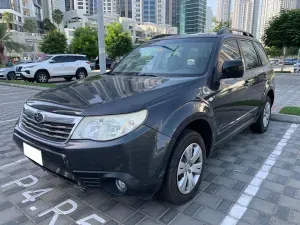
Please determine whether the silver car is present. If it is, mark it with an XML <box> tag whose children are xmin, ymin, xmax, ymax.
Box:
<box><xmin>0</xmin><ymin>61</ymin><xmax>33</xmax><ymax>80</ymax></box>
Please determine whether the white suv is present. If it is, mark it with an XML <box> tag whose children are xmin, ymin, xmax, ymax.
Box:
<box><xmin>16</xmin><ymin>54</ymin><xmax>92</xmax><ymax>83</ymax></box>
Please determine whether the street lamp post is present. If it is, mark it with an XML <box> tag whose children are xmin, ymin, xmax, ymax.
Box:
<box><xmin>97</xmin><ymin>0</ymin><xmax>106</xmax><ymax>74</ymax></box>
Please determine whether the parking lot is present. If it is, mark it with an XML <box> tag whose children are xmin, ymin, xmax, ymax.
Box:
<box><xmin>1</xmin><ymin>84</ymin><xmax>300</xmax><ymax>225</ymax></box>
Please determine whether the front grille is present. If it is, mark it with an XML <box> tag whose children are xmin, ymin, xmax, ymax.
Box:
<box><xmin>20</xmin><ymin>105</ymin><xmax>82</xmax><ymax>143</ymax></box>
<box><xmin>16</xmin><ymin>66</ymin><xmax>22</xmax><ymax>72</ymax></box>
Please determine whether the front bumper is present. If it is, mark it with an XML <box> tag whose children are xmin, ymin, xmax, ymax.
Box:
<box><xmin>17</xmin><ymin>71</ymin><xmax>32</xmax><ymax>78</ymax></box>
<box><xmin>13</xmin><ymin>122</ymin><xmax>172</xmax><ymax>195</ymax></box>
<box><xmin>0</xmin><ymin>71</ymin><xmax>7</xmax><ymax>78</ymax></box>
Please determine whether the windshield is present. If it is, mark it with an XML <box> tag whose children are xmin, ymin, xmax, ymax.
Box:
<box><xmin>37</xmin><ymin>56</ymin><xmax>52</xmax><ymax>62</ymax></box>
<box><xmin>112</xmin><ymin>38</ymin><xmax>216</xmax><ymax>77</ymax></box>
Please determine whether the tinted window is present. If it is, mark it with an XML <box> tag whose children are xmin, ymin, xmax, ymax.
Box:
<box><xmin>240</xmin><ymin>41</ymin><xmax>260</xmax><ymax>70</ymax></box>
<box><xmin>52</xmin><ymin>56</ymin><xmax>66</xmax><ymax>63</ymax></box>
<box><xmin>254</xmin><ymin>42</ymin><xmax>269</xmax><ymax>66</ymax></box>
<box><xmin>64</xmin><ymin>56</ymin><xmax>87</xmax><ymax>62</ymax></box>
<box><xmin>218</xmin><ymin>39</ymin><xmax>242</xmax><ymax>72</ymax></box>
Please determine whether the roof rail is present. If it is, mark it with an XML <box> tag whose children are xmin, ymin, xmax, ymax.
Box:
<box><xmin>151</xmin><ymin>34</ymin><xmax>175</xmax><ymax>40</ymax></box>
<box><xmin>217</xmin><ymin>27</ymin><xmax>254</xmax><ymax>38</ymax></box>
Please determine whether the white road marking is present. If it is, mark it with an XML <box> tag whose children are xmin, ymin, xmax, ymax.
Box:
<box><xmin>0</xmin><ymin>158</ymin><xmax>28</xmax><ymax>170</ymax></box>
<box><xmin>221</xmin><ymin>123</ymin><xmax>299</xmax><ymax>225</ymax></box>
<box><xmin>29</xmin><ymin>206</ymin><xmax>37</xmax><ymax>211</ymax></box>
<box><xmin>0</xmin><ymin>91</ymin><xmax>36</xmax><ymax>96</ymax></box>
<box><xmin>0</xmin><ymin>118</ymin><xmax>18</xmax><ymax>124</ymax></box>
<box><xmin>0</xmin><ymin>101</ymin><xmax>24</xmax><ymax>105</ymax></box>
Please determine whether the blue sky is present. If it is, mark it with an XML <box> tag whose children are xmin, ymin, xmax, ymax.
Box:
<box><xmin>207</xmin><ymin>0</ymin><xmax>217</xmax><ymax>16</ymax></box>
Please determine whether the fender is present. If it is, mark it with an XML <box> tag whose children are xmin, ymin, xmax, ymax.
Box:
<box><xmin>153</xmin><ymin>100</ymin><xmax>217</xmax><ymax>181</ymax></box>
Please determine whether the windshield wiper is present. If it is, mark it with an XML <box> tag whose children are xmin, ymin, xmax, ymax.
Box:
<box><xmin>135</xmin><ymin>73</ymin><xmax>158</xmax><ymax>77</ymax></box>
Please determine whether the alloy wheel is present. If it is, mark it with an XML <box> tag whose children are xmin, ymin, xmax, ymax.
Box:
<box><xmin>39</xmin><ymin>73</ymin><xmax>48</xmax><ymax>83</ymax></box>
<box><xmin>177</xmin><ymin>143</ymin><xmax>203</xmax><ymax>194</ymax></box>
<box><xmin>263</xmin><ymin>102</ymin><xmax>271</xmax><ymax>128</ymax></box>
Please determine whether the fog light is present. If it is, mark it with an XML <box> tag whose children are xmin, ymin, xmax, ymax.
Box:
<box><xmin>115</xmin><ymin>179</ymin><xmax>127</xmax><ymax>192</ymax></box>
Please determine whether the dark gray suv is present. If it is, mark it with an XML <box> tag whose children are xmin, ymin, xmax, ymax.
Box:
<box><xmin>13</xmin><ymin>28</ymin><xmax>274</xmax><ymax>204</ymax></box>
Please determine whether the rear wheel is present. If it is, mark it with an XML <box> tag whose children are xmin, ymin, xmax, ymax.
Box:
<box><xmin>76</xmin><ymin>69</ymin><xmax>87</xmax><ymax>80</ymax></box>
<box><xmin>160</xmin><ymin>130</ymin><xmax>206</xmax><ymax>204</ymax></box>
<box><xmin>36</xmin><ymin>71</ymin><xmax>49</xmax><ymax>83</ymax></box>
<box><xmin>7</xmin><ymin>72</ymin><xmax>16</xmax><ymax>80</ymax></box>
<box><xmin>64</xmin><ymin>77</ymin><xmax>73</xmax><ymax>81</ymax></box>
<box><xmin>251</xmin><ymin>96</ymin><xmax>271</xmax><ymax>133</ymax></box>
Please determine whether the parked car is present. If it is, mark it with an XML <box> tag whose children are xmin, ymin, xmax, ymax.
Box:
<box><xmin>294</xmin><ymin>62</ymin><xmax>300</xmax><ymax>73</ymax></box>
<box><xmin>95</xmin><ymin>57</ymin><xmax>114</xmax><ymax>70</ymax></box>
<box><xmin>270</xmin><ymin>59</ymin><xmax>279</xmax><ymax>65</ymax></box>
<box><xmin>0</xmin><ymin>61</ymin><xmax>33</xmax><ymax>80</ymax></box>
<box><xmin>14</xmin><ymin>28</ymin><xmax>275</xmax><ymax>204</ymax></box>
<box><xmin>284</xmin><ymin>59</ymin><xmax>294</xmax><ymax>65</ymax></box>
<box><xmin>16</xmin><ymin>54</ymin><xmax>91</xmax><ymax>83</ymax></box>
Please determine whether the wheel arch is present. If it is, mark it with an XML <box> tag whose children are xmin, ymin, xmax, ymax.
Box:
<box><xmin>266</xmin><ymin>89</ymin><xmax>274</xmax><ymax>106</ymax></box>
<box><xmin>34</xmin><ymin>69</ymin><xmax>50</xmax><ymax>79</ymax></box>
<box><xmin>76</xmin><ymin>67</ymin><xmax>88</xmax><ymax>75</ymax></box>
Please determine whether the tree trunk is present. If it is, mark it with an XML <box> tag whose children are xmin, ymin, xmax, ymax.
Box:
<box><xmin>281</xmin><ymin>47</ymin><xmax>286</xmax><ymax>72</ymax></box>
<box><xmin>0</xmin><ymin>43</ymin><xmax>5</xmax><ymax>65</ymax></box>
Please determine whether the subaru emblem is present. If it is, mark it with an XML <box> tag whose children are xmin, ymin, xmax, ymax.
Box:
<box><xmin>34</xmin><ymin>113</ymin><xmax>44</xmax><ymax>123</ymax></box>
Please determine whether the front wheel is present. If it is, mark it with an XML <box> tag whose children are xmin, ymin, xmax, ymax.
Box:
<box><xmin>7</xmin><ymin>72</ymin><xmax>16</xmax><ymax>80</ymax></box>
<box><xmin>36</xmin><ymin>72</ymin><xmax>49</xmax><ymax>83</ymax></box>
<box><xmin>250</xmin><ymin>96</ymin><xmax>271</xmax><ymax>133</ymax></box>
<box><xmin>160</xmin><ymin>130</ymin><xmax>206</xmax><ymax>204</ymax></box>
<box><xmin>76</xmin><ymin>69</ymin><xmax>87</xmax><ymax>80</ymax></box>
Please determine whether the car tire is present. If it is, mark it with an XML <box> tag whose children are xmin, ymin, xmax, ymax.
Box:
<box><xmin>36</xmin><ymin>71</ymin><xmax>49</xmax><ymax>83</ymax></box>
<box><xmin>160</xmin><ymin>129</ymin><xmax>206</xmax><ymax>204</ymax></box>
<box><xmin>76</xmin><ymin>68</ymin><xmax>87</xmax><ymax>80</ymax></box>
<box><xmin>64</xmin><ymin>77</ymin><xmax>73</xmax><ymax>81</ymax></box>
<box><xmin>250</xmin><ymin>96</ymin><xmax>272</xmax><ymax>133</ymax></box>
<box><xmin>7</xmin><ymin>72</ymin><xmax>16</xmax><ymax>80</ymax></box>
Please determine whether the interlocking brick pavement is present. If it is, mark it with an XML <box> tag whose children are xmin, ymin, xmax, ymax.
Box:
<box><xmin>1</xmin><ymin>84</ymin><xmax>300</xmax><ymax>225</ymax></box>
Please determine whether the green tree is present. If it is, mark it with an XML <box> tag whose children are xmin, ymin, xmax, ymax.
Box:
<box><xmin>2</xmin><ymin>11</ymin><xmax>13</xmax><ymax>31</ymax></box>
<box><xmin>40</xmin><ymin>30</ymin><xmax>67</xmax><ymax>54</ymax></box>
<box><xmin>265</xmin><ymin>46</ymin><xmax>282</xmax><ymax>58</ymax></box>
<box><xmin>42</xmin><ymin>18</ymin><xmax>56</xmax><ymax>33</ymax></box>
<box><xmin>52</xmin><ymin>9</ymin><xmax>64</xmax><ymax>28</ymax></box>
<box><xmin>263</xmin><ymin>9</ymin><xmax>300</xmax><ymax>70</ymax></box>
<box><xmin>0</xmin><ymin>23</ymin><xmax>24</xmax><ymax>64</ymax></box>
<box><xmin>70</xmin><ymin>27</ymin><xmax>98</xmax><ymax>59</ymax></box>
<box><xmin>105</xmin><ymin>23</ymin><xmax>133</xmax><ymax>60</ymax></box>
<box><xmin>24</xmin><ymin>18</ymin><xmax>37</xmax><ymax>33</ymax></box>
<box><xmin>213</xmin><ymin>20</ymin><xmax>231</xmax><ymax>32</ymax></box>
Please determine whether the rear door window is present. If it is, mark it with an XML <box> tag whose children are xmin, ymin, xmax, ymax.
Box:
<box><xmin>52</xmin><ymin>56</ymin><xmax>66</xmax><ymax>63</ymax></box>
<box><xmin>240</xmin><ymin>40</ymin><xmax>260</xmax><ymax>70</ymax></box>
<box><xmin>253</xmin><ymin>42</ymin><xmax>269</xmax><ymax>66</ymax></box>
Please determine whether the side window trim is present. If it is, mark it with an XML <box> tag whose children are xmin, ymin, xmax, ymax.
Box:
<box><xmin>251</xmin><ymin>41</ymin><xmax>263</xmax><ymax>67</ymax></box>
<box><xmin>253</xmin><ymin>42</ymin><xmax>269</xmax><ymax>66</ymax></box>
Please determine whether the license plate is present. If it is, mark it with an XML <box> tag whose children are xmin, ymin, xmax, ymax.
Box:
<box><xmin>23</xmin><ymin>143</ymin><xmax>43</xmax><ymax>166</ymax></box>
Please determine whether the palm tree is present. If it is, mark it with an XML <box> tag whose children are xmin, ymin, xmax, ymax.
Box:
<box><xmin>0</xmin><ymin>23</ymin><xmax>24</xmax><ymax>64</ymax></box>
<box><xmin>52</xmin><ymin>9</ymin><xmax>64</xmax><ymax>29</ymax></box>
<box><xmin>2</xmin><ymin>11</ymin><xmax>13</xmax><ymax>31</ymax></box>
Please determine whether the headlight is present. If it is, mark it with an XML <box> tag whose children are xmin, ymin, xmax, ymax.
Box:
<box><xmin>71</xmin><ymin>110</ymin><xmax>147</xmax><ymax>141</ymax></box>
<box><xmin>23</xmin><ymin>65</ymin><xmax>36</xmax><ymax>69</ymax></box>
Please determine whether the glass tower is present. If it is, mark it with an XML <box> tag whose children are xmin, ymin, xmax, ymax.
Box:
<box><xmin>173</xmin><ymin>0</ymin><xmax>207</xmax><ymax>34</ymax></box>
<box><xmin>143</xmin><ymin>0</ymin><xmax>155</xmax><ymax>23</ymax></box>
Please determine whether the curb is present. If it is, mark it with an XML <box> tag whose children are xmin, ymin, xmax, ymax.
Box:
<box><xmin>271</xmin><ymin>113</ymin><xmax>300</xmax><ymax>124</ymax></box>
<box><xmin>0</xmin><ymin>82</ymin><xmax>49</xmax><ymax>91</ymax></box>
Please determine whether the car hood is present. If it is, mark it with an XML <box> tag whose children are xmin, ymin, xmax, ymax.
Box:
<box><xmin>27</xmin><ymin>75</ymin><xmax>197</xmax><ymax>116</ymax></box>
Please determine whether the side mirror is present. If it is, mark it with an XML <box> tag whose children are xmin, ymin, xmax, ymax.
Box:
<box><xmin>221</xmin><ymin>60</ymin><xmax>244</xmax><ymax>79</ymax></box>
<box><xmin>49</xmin><ymin>59</ymin><xmax>55</xmax><ymax>63</ymax></box>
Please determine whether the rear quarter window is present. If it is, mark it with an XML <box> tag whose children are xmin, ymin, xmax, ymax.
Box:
<box><xmin>254</xmin><ymin>42</ymin><xmax>269</xmax><ymax>66</ymax></box>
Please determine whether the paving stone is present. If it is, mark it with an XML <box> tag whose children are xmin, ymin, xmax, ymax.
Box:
<box><xmin>169</xmin><ymin>214</ymin><xmax>205</xmax><ymax>225</ymax></box>
<box><xmin>215</xmin><ymin>186</ymin><xmax>240</xmax><ymax>201</ymax></box>
<box><xmin>105</xmin><ymin>203</ymin><xmax>134</xmax><ymax>222</ymax></box>
<box><xmin>234</xmin><ymin>158</ymin><xmax>244</xmax><ymax>165</ymax></box>
<box><xmin>204</xmin><ymin>183</ymin><xmax>220</xmax><ymax>194</ymax></box>
<box><xmin>219</xmin><ymin>161</ymin><xmax>230</xmax><ymax>168</ymax></box>
<box><xmin>282</xmin><ymin>163</ymin><xmax>294</xmax><ymax>170</ymax></box>
<box><xmin>0</xmin><ymin>206</ymin><xmax>27</xmax><ymax>225</ymax></box>
<box><xmin>266</xmin><ymin>191</ymin><xmax>281</xmax><ymax>204</ymax></box>
<box><xmin>288</xmin><ymin>178</ymin><xmax>300</xmax><ymax>188</ymax></box>
<box><xmin>255</xmin><ymin>213</ymin><xmax>271</xmax><ymax>225</ymax></box>
<box><xmin>270</xmin><ymin>217</ymin><xmax>292</xmax><ymax>225</ymax></box>
<box><xmin>275</xmin><ymin>206</ymin><xmax>290</xmax><ymax>221</ymax></box>
<box><xmin>216</xmin><ymin>199</ymin><xmax>233</xmax><ymax>213</ymax></box>
<box><xmin>230</xmin><ymin>171</ymin><xmax>252</xmax><ymax>183</ymax></box>
<box><xmin>212</xmin><ymin>176</ymin><xmax>237</xmax><ymax>188</ymax></box>
<box><xmin>205</xmin><ymin>166</ymin><xmax>224</xmax><ymax>175</ymax></box>
<box><xmin>203</xmin><ymin>173</ymin><xmax>216</xmax><ymax>182</ymax></box>
<box><xmin>124</xmin><ymin>212</ymin><xmax>145</xmax><ymax>225</ymax></box>
<box><xmin>140</xmin><ymin>202</ymin><xmax>167</xmax><ymax>219</ymax></box>
<box><xmin>158</xmin><ymin>209</ymin><xmax>178</xmax><ymax>224</ymax></box>
<box><xmin>262</xmin><ymin>180</ymin><xmax>285</xmax><ymax>192</ymax></box>
<box><xmin>183</xmin><ymin>203</ymin><xmax>200</xmax><ymax>217</ymax></box>
<box><xmin>288</xmin><ymin>210</ymin><xmax>300</xmax><ymax>224</ymax></box>
<box><xmin>271</xmin><ymin>167</ymin><xmax>292</xmax><ymax>177</ymax></box>
<box><xmin>240</xmin><ymin>208</ymin><xmax>259</xmax><ymax>224</ymax></box>
<box><xmin>276</xmin><ymin>175</ymin><xmax>289</xmax><ymax>185</ymax></box>
<box><xmin>130</xmin><ymin>199</ymin><xmax>148</xmax><ymax>210</ymax></box>
<box><xmin>249</xmin><ymin>198</ymin><xmax>277</xmax><ymax>215</ymax></box>
<box><xmin>37</xmin><ymin>214</ymin><xmax>73</xmax><ymax>225</ymax></box>
<box><xmin>232</xmin><ymin>181</ymin><xmax>247</xmax><ymax>192</ymax></box>
<box><xmin>283</xmin><ymin>186</ymin><xmax>297</xmax><ymax>197</ymax></box>
<box><xmin>220</xmin><ymin>169</ymin><xmax>233</xmax><ymax>177</ymax></box>
<box><xmin>194</xmin><ymin>192</ymin><xmax>221</xmax><ymax>208</ymax></box>
<box><xmin>279</xmin><ymin>195</ymin><xmax>300</xmax><ymax>212</ymax></box>
<box><xmin>256</xmin><ymin>188</ymin><xmax>270</xmax><ymax>200</ymax></box>
<box><xmin>194</xmin><ymin>207</ymin><xmax>225</xmax><ymax>225</ymax></box>
<box><xmin>98</xmin><ymin>199</ymin><xmax>118</xmax><ymax>212</ymax></box>
<box><xmin>218</xmin><ymin>154</ymin><xmax>237</xmax><ymax>163</ymax></box>
<box><xmin>245</xmin><ymin>167</ymin><xmax>257</xmax><ymax>176</ymax></box>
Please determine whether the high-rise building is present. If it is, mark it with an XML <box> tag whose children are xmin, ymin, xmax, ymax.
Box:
<box><xmin>232</xmin><ymin>0</ymin><xmax>254</xmax><ymax>32</ymax></box>
<box><xmin>47</xmin><ymin>0</ymin><xmax>66</xmax><ymax>21</ymax></box>
<box><xmin>0</xmin><ymin>0</ymin><xmax>23</xmax><ymax>31</ymax></box>
<box><xmin>259</xmin><ymin>0</ymin><xmax>300</xmax><ymax>40</ymax></box>
<box><xmin>173</xmin><ymin>0</ymin><xmax>207</xmax><ymax>34</ymax></box>
<box><xmin>65</xmin><ymin>0</ymin><xmax>74</xmax><ymax>11</ymax></box>
<box><xmin>143</xmin><ymin>0</ymin><xmax>156</xmax><ymax>23</ymax></box>
<box><xmin>119</xmin><ymin>0</ymin><xmax>133</xmax><ymax>18</ymax></box>
<box><xmin>216</xmin><ymin>0</ymin><xmax>232</xmax><ymax>22</ymax></box>
<box><xmin>89</xmin><ymin>0</ymin><xmax>118</xmax><ymax>15</ymax></box>
<box><xmin>205</xmin><ymin>6</ymin><xmax>213</xmax><ymax>32</ymax></box>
